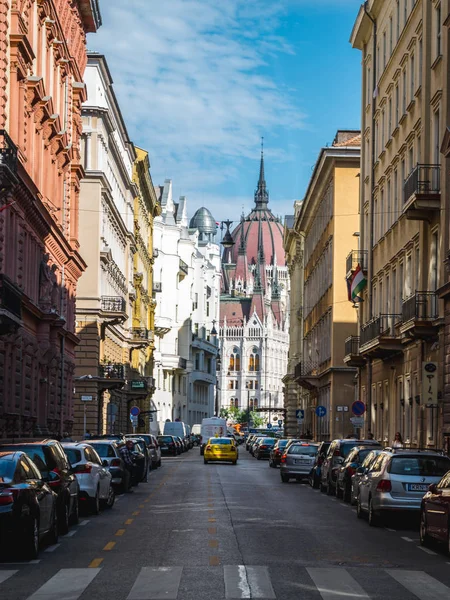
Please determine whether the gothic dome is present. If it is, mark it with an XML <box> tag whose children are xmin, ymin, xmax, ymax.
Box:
<box><xmin>226</xmin><ymin>152</ymin><xmax>286</xmax><ymax>267</ymax></box>
<box><xmin>190</xmin><ymin>207</ymin><xmax>217</xmax><ymax>243</ymax></box>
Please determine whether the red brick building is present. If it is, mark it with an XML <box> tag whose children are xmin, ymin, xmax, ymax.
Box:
<box><xmin>0</xmin><ymin>0</ymin><xmax>101</xmax><ymax>439</ymax></box>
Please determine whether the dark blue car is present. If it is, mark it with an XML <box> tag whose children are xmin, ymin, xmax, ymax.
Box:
<box><xmin>308</xmin><ymin>441</ymin><xmax>331</xmax><ymax>488</ymax></box>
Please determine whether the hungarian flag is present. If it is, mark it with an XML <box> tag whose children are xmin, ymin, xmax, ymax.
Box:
<box><xmin>351</xmin><ymin>264</ymin><xmax>367</xmax><ymax>302</ymax></box>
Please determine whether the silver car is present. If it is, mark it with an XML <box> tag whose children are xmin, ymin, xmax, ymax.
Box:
<box><xmin>356</xmin><ymin>448</ymin><xmax>450</xmax><ymax>526</ymax></box>
<box><xmin>280</xmin><ymin>443</ymin><xmax>319</xmax><ymax>483</ymax></box>
<box><xmin>350</xmin><ymin>449</ymin><xmax>382</xmax><ymax>505</ymax></box>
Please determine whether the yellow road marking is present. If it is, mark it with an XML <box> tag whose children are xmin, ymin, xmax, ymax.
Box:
<box><xmin>89</xmin><ymin>558</ymin><xmax>103</xmax><ymax>568</ymax></box>
<box><xmin>125</xmin><ymin>519</ymin><xmax>134</xmax><ymax>525</ymax></box>
<box><xmin>208</xmin><ymin>518</ymin><xmax>216</xmax><ymax>523</ymax></box>
<box><xmin>132</xmin><ymin>511</ymin><xmax>140</xmax><ymax>516</ymax></box>
<box><xmin>139</xmin><ymin>504</ymin><xmax>145</xmax><ymax>508</ymax></box>
<box><xmin>209</xmin><ymin>555</ymin><xmax>220</xmax><ymax>566</ymax></box>
<box><xmin>115</xmin><ymin>529</ymin><xmax>126</xmax><ymax>536</ymax></box>
<box><xmin>103</xmin><ymin>542</ymin><xmax>116</xmax><ymax>551</ymax></box>
<box><xmin>209</xmin><ymin>539</ymin><xmax>218</xmax><ymax>548</ymax></box>
<box><xmin>208</xmin><ymin>503</ymin><xmax>214</xmax><ymax>507</ymax></box>
<box><xmin>208</xmin><ymin>527</ymin><xmax>217</xmax><ymax>534</ymax></box>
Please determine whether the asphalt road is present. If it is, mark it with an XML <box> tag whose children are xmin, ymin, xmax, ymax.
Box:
<box><xmin>1</xmin><ymin>448</ymin><xmax>450</xmax><ymax>599</ymax></box>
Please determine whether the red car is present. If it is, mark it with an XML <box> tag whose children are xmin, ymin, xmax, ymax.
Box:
<box><xmin>420</xmin><ymin>469</ymin><xmax>450</xmax><ymax>554</ymax></box>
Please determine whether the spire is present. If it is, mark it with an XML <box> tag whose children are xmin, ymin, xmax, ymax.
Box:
<box><xmin>272</xmin><ymin>266</ymin><xmax>280</xmax><ymax>300</ymax></box>
<box><xmin>238</xmin><ymin>214</ymin><xmax>246</xmax><ymax>255</ymax></box>
<box><xmin>254</xmin><ymin>137</ymin><xmax>269</xmax><ymax>210</ymax></box>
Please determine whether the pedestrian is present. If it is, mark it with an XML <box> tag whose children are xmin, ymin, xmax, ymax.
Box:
<box><xmin>85</xmin><ymin>429</ymin><xmax>91</xmax><ymax>439</ymax></box>
<box><xmin>120</xmin><ymin>440</ymin><xmax>137</xmax><ymax>493</ymax></box>
<box><xmin>305</xmin><ymin>429</ymin><xmax>313</xmax><ymax>440</ymax></box>
<box><xmin>392</xmin><ymin>432</ymin><xmax>403</xmax><ymax>448</ymax></box>
<box><xmin>367</xmin><ymin>432</ymin><xmax>374</xmax><ymax>440</ymax></box>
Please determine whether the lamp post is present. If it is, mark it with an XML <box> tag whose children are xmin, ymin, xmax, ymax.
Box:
<box><xmin>220</xmin><ymin>220</ymin><xmax>235</xmax><ymax>251</ymax></box>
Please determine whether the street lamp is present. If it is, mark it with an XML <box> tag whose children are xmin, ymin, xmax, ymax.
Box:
<box><xmin>220</xmin><ymin>220</ymin><xmax>235</xmax><ymax>249</ymax></box>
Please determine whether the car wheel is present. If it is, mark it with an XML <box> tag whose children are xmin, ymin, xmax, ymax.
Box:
<box><xmin>326</xmin><ymin>478</ymin><xmax>333</xmax><ymax>495</ymax></box>
<box><xmin>335</xmin><ymin>482</ymin><xmax>342</xmax><ymax>499</ymax></box>
<box><xmin>232</xmin><ymin>461</ymin><xmax>237</xmax><ymax>465</ymax></box>
<box><xmin>368</xmin><ymin>497</ymin><xmax>379</xmax><ymax>527</ymax></box>
<box><xmin>104</xmin><ymin>485</ymin><xmax>115</xmax><ymax>509</ymax></box>
<box><xmin>158</xmin><ymin>459</ymin><xmax>162</xmax><ymax>467</ymax></box>
<box><xmin>59</xmin><ymin>501</ymin><xmax>70</xmax><ymax>535</ymax></box>
<box><xmin>91</xmin><ymin>489</ymin><xmax>100</xmax><ymax>515</ymax></box>
<box><xmin>344</xmin><ymin>483</ymin><xmax>351</xmax><ymax>504</ymax></box>
<box><xmin>356</xmin><ymin>494</ymin><xmax>364</xmax><ymax>519</ymax></box>
<box><xmin>281</xmin><ymin>473</ymin><xmax>290</xmax><ymax>483</ymax></box>
<box><xmin>47</xmin><ymin>507</ymin><xmax>58</xmax><ymax>545</ymax></box>
<box><xmin>256</xmin><ymin>455</ymin><xmax>261</xmax><ymax>460</ymax></box>
<box><xmin>204</xmin><ymin>459</ymin><xmax>208</xmax><ymax>464</ymax></box>
<box><xmin>70</xmin><ymin>496</ymin><xmax>79</xmax><ymax>525</ymax></box>
<box><xmin>419</xmin><ymin>509</ymin><xmax>430</xmax><ymax>546</ymax></box>
<box><xmin>320</xmin><ymin>479</ymin><xmax>326</xmax><ymax>493</ymax></box>
<box><xmin>22</xmin><ymin>515</ymin><xmax>39</xmax><ymax>560</ymax></box>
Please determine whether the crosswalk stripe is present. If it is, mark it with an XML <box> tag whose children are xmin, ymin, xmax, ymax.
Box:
<box><xmin>224</xmin><ymin>566</ymin><xmax>275</xmax><ymax>599</ymax></box>
<box><xmin>0</xmin><ymin>570</ymin><xmax>18</xmax><ymax>584</ymax></box>
<box><xmin>307</xmin><ymin>568</ymin><xmax>369</xmax><ymax>600</ymax></box>
<box><xmin>387</xmin><ymin>570</ymin><xmax>450</xmax><ymax>600</ymax></box>
<box><xmin>26</xmin><ymin>568</ymin><xmax>101</xmax><ymax>600</ymax></box>
<box><xmin>127</xmin><ymin>567</ymin><xmax>183</xmax><ymax>600</ymax></box>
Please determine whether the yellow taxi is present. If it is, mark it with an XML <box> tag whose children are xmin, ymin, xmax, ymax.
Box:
<box><xmin>203</xmin><ymin>437</ymin><xmax>238</xmax><ymax>465</ymax></box>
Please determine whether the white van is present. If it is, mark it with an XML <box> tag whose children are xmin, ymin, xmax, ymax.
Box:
<box><xmin>191</xmin><ymin>424</ymin><xmax>201</xmax><ymax>436</ymax></box>
<box><xmin>200</xmin><ymin>417</ymin><xmax>227</xmax><ymax>455</ymax></box>
<box><xmin>163</xmin><ymin>421</ymin><xmax>189</xmax><ymax>449</ymax></box>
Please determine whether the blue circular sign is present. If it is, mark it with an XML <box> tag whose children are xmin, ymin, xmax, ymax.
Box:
<box><xmin>352</xmin><ymin>401</ymin><xmax>366</xmax><ymax>417</ymax></box>
<box><xmin>130</xmin><ymin>406</ymin><xmax>140</xmax><ymax>417</ymax></box>
<box><xmin>316</xmin><ymin>405</ymin><xmax>327</xmax><ymax>418</ymax></box>
<box><xmin>266</xmin><ymin>422</ymin><xmax>272</xmax><ymax>429</ymax></box>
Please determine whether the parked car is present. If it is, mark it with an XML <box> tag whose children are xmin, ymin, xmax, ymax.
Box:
<box><xmin>284</xmin><ymin>439</ymin><xmax>311</xmax><ymax>453</ymax></box>
<box><xmin>87</xmin><ymin>440</ymin><xmax>125</xmax><ymax>490</ymax></box>
<box><xmin>320</xmin><ymin>439</ymin><xmax>380</xmax><ymax>495</ymax></box>
<box><xmin>280</xmin><ymin>443</ymin><xmax>319</xmax><ymax>483</ymax></box>
<box><xmin>62</xmin><ymin>442</ymin><xmax>115</xmax><ymax>514</ymax></box>
<box><xmin>250</xmin><ymin>437</ymin><xmax>267</xmax><ymax>456</ymax></box>
<box><xmin>0</xmin><ymin>450</ymin><xmax>58</xmax><ymax>559</ymax></box>
<box><xmin>122</xmin><ymin>438</ymin><xmax>148</xmax><ymax>482</ymax></box>
<box><xmin>163</xmin><ymin>422</ymin><xmax>191</xmax><ymax>450</ymax></box>
<box><xmin>174</xmin><ymin>436</ymin><xmax>186</xmax><ymax>453</ymax></box>
<box><xmin>0</xmin><ymin>440</ymin><xmax>79</xmax><ymax>534</ymax></box>
<box><xmin>204</xmin><ymin>437</ymin><xmax>238</xmax><ymax>465</ymax></box>
<box><xmin>350</xmin><ymin>449</ymin><xmax>382</xmax><ymax>505</ymax></box>
<box><xmin>254</xmin><ymin>437</ymin><xmax>276</xmax><ymax>460</ymax></box>
<box><xmin>246</xmin><ymin>434</ymin><xmax>257</xmax><ymax>452</ymax></box>
<box><xmin>308</xmin><ymin>441</ymin><xmax>331</xmax><ymax>488</ymax></box>
<box><xmin>356</xmin><ymin>448</ymin><xmax>450</xmax><ymax>526</ymax></box>
<box><xmin>269</xmin><ymin>439</ymin><xmax>289</xmax><ymax>468</ymax></box>
<box><xmin>191</xmin><ymin>434</ymin><xmax>201</xmax><ymax>447</ymax></box>
<box><xmin>125</xmin><ymin>434</ymin><xmax>161</xmax><ymax>469</ymax></box>
<box><xmin>420</xmin><ymin>469</ymin><xmax>450</xmax><ymax>552</ymax></box>
<box><xmin>336</xmin><ymin>444</ymin><xmax>382</xmax><ymax>502</ymax></box>
<box><xmin>157</xmin><ymin>435</ymin><xmax>178</xmax><ymax>456</ymax></box>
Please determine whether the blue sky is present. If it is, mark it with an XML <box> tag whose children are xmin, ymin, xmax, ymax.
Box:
<box><xmin>89</xmin><ymin>0</ymin><xmax>361</xmax><ymax>224</ymax></box>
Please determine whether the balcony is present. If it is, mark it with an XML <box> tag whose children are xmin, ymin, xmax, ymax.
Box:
<box><xmin>360</xmin><ymin>314</ymin><xmax>403</xmax><ymax>358</ymax></box>
<box><xmin>178</xmin><ymin>357</ymin><xmax>187</xmax><ymax>370</ymax></box>
<box><xmin>294</xmin><ymin>361</ymin><xmax>319</xmax><ymax>390</ymax></box>
<box><xmin>343</xmin><ymin>336</ymin><xmax>365</xmax><ymax>367</ymax></box>
<box><xmin>101</xmin><ymin>296</ymin><xmax>126</xmax><ymax>314</ymax></box>
<box><xmin>400</xmin><ymin>292</ymin><xmax>438</xmax><ymax>339</ymax></box>
<box><xmin>0</xmin><ymin>274</ymin><xmax>22</xmax><ymax>335</ymax></box>
<box><xmin>403</xmin><ymin>164</ymin><xmax>440</xmax><ymax>220</ymax></box>
<box><xmin>99</xmin><ymin>363</ymin><xmax>125</xmax><ymax>380</ymax></box>
<box><xmin>345</xmin><ymin>250</ymin><xmax>368</xmax><ymax>280</ymax></box>
<box><xmin>0</xmin><ymin>130</ymin><xmax>18</xmax><ymax>191</ymax></box>
<box><xmin>130</xmin><ymin>328</ymin><xmax>154</xmax><ymax>344</ymax></box>
<box><xmin>153</xmin><ymin>282</ymin><xmax>162</xmax><ymax>293</ymax></box>
<box><xmin>179</xmin><ymin>259</ymin><xmax>188</xmax><ymax>278</ymax></box>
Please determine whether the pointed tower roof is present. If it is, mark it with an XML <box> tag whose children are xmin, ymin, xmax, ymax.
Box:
<box><xmin>254</xmin><ymin>137</ymin><xmax>269</xmax><ymax>210</ymax></box>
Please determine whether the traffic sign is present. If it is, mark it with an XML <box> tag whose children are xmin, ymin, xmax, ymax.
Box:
<box><xmin>130</xmin><ymin>406</ymin><xmax>140</xmax><ymax>417</ymax></box>
<box><xmin>81</xmin><ymin>395</ymin><xmax>93</xmax><ymax>402</ymax></box>
<box><xmin>316</xmin><ymin>405</ymin><xmax>327</xmax><ymax>418</ymax></box>
<box><xmin>352</xmin><ymin>401</ymin><xmax>366</xmax><ymax>416</ymax></box>
<box><xmin>278</xmin><ymin>420</ymin><xmax>283</xmax><ymax>426</ymax></box>
<box><xmin>130</xmin><ymin>415</ymin><xmax>138</xmax><ymax>425</ymax></box>
<box><xmin>296</xmin><ymin>409</ymin><xmax>305</xmax><ymax>420</ymax></box>
<box><xmin>350</xmin><ymin>416</ymin><xmax>364</xmax><ymax>427</ymax></box>
<box><xmin>267</xmin><ymin>422</ymin><xmax>273</xmax><ymax>429</ymax></box>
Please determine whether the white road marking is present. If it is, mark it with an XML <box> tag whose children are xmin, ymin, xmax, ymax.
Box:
<box><xmin>418</xmin><ymin>546</ymin><xmax>438</xmax><ymax>555</ymax></box>
<box><xmin>26</xmin><ymin>568</ymin><xmax>101</xmax><ymax>600</ymax></box>
<box><xmin>385</xmin><ymin>528</ymin><xmax>396</xmax><ymax>532</ymax></box>
<box><xmin>45</xmin><ymin>544</ymin><xmax>61</xmax><ymax>552</ymax></box>
<box><xmin>387</xmin><ymin>570</ymin><xmax>450</xmax><ymax>600</ymax></box>
<box><xmin>400</xmin><ymin>536</ymin><xmax>414</xmax><ymax>542</ymax></box>
<box><xmin>0</xmin><ymin>570</ymin><xmax>18</xmax><ymax>584</ymax></box>
<box><xmin>127</xmin><ymin>567</ymin><xmax>182</xmax><ymax>600</ymax></box>
<box><xmin>62</xmin><ymin>530</ymin><xmax>77</xmax><ymax>537</ymax></box>
<box><xmin>2</xmin><ymin>560</ymin><xmax>41</xmax><ymax>565</ymax></box>
<box><xmin>78</xmin><ymin>520</ymin><xmax>90</xmax><ymax>526</ymax></box>
<box><xmin>307</xmin><ymin>567</ymin><xmax>369</xmax><ymax>600</ymax></box>
<box><xmin>224</xmin><ymin>566</ymin><xmax>275</xmax><ymax>599</ymax></box>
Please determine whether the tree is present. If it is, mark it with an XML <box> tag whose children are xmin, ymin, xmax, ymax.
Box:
<box><xmin>219</xmin><ymin>406</ymin><xmax>247</xmax><ymax>424</ymax></box>
<box><xmin>250</xmin><ymin>411</ymin><xmax>265</xmax><ymax>428</ymax></box>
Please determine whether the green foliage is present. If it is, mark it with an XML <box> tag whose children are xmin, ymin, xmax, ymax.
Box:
<box><xmin>250</xmin><ymin>411</ymin><xmax>265</xmax><ymax>428</ymax></box>
<box><xmin>219</xmin><ymin>406</ymin><xmax>247</xmax><ymax>424</ymax></box>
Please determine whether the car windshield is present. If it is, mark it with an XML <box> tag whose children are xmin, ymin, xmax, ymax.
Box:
<box><xmin>277</xmin><ymin>440</ymin><xmax>289</xmax><ymax>447</ymax></box>
<box><xmin>64</xmin><ymin>448</ymin><xmax>82</xmax><ymax>465</ymax></box>
<box><xmin>209</xmin><ymin>439</ymin><xmax>232</xmax><ymax>445</ymax></box>
<box><xmin>90</xmin><ymin>444</ymin><xmax>115</xmax><ymax>458</ymax></box>
<box><xmin>0</xmin><ymin>457</ymin><xmax>15</xmax><ymax>483</ymax></box>
<box><xmin>289</xmin><ymin>445</ymin><xmax>318</xmax><ymax>456</ymax></box>
<box><xmin>260</xmin><ymin>439</ymin><xmax>276</xmax><ymax>445</ymax></box>
<box><xmin>341</xmin><ymin>442</ymin><xmax>367</xmax><ymax>458</ymax></box>
<box><xmin>158</xmin><ymin>437</ymin><xmax>173</xmax><ymax>443</ymax></box>
<box><xmin>2</xmin><ymin>445</ymin><xmax>54</xmax><ymax>476</ymax></box>
<box><xmin>389</xmin><ymin>456</ymin><xmax>450</xmax><ymax>477</ymax></box>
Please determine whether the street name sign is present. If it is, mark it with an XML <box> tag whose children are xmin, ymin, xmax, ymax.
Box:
<box><xmin>81</xmin><ymin>395</ymin><xmax>93</xmax><ymax>402</ymax></box>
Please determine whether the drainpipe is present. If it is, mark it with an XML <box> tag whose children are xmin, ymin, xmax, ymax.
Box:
<box><xmin>59</xmin><ymin>265</ymin><xmax>65</xmax><ymax>437</ymax></box>
<box><xmin>364</xmin><ymin>1</ymin><xmax>377</xmax><ymax>435</ymax></box>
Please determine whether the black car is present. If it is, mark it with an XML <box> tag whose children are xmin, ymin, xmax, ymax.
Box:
<box><xmin>308</xmin><ymin>441</ymin><xmax>331</xmax><ymax>488</ymax></box>
<box><xmin>336</xmin><ymin>444</ymin><xmax>382</xmax><ymax>502</ymax></box>
<box><xmin>0</xmin><ymin>450</ymin><xmax>58</xmax><ymax>559</ymax></box>
<box><xmin>254</xmin><ymin>438</ymin><xmax>276</xmax><ymax>460</ymax></box>
<box><xmin>157</xmin><ymin>435</ymin><xmax>178</xmax><ymax>456</ymax></box>
<box><xmin>269</xmin><ymin>439</ymin><xmax>290</xmax><ymax>468</ymax></box>
<box><xmin>0</xmin><ymin>440</ymin><xmax>79</xmax><ymax>534</ymax></box>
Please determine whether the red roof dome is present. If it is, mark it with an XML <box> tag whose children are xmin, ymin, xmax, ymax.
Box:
<box><xmin>224</xmin><ymin>150</ymin><xmax>285</xmax><ymax>267</ymax></box>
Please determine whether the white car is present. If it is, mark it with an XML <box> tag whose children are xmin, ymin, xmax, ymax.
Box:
<box><xmin>62</xmin><ymin>442</ymin><xmax>115</xmax><ymax>514</ymax></box>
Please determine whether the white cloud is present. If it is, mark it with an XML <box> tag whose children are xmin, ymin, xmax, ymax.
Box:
<box><xmin>90</xmin><ymin>0</ymin><xmax>303</xmax><ymax>206</ymax></box>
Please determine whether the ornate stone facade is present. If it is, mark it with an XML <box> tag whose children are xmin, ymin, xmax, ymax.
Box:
<box><xmin>0</xmin><ymin>1</ymin><xmax>101</xmax><ymax>440</ymax></box>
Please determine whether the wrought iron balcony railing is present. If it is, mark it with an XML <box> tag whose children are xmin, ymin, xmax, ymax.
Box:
<box><xmin>100</xmin><ymin>364</ymin><xmax>125</xmax><ymax>379</ymax></box>
<box><xmin>131</xmin><ymin>327</ymin><xmax>150</xmax><ymax>340</ymax></box>
<box><xmin>402</xmin><ymin>292</ymin><xmax>438</xmax><ymax>322</ymax></box>
<box><xmin>0</xmin><ymin>274</ymin><xmax>22</xmax><ymax>320</ymax></box>
<box><xmin>101</xmin><ymin>296</ymin><xmax>126</xmax><ymax>312</ymax></box>
<box><xmin>403</xmin><ymin>164</ymin><xmax>440</xmax><ymax>204</ymax></box>
<box><xmin>345</xmin><ymin>250</ymin><xmax>368</xmax><ymax>277</ymax></box>
<box><xmin>0</xmin><ymin>130</ymin><xmax>18</xmax><ymax>184</ymax></box>
<box><xmin>344</xmin><ymin>336</ymin><xmax>360</xmax><ymax>356</ymax></box>
<box><xmin>360</xmin><ymin>314</ymin><xmax>401</xmax><ymax>346</ymax></box>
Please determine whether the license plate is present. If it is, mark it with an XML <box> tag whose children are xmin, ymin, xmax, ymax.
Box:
<box><xmin>294</xmin><ymin>459</ymin><xmax>310</xmax><ymax>465</ymax></box>
<box><xmin>407</xmin><ymin>483</ymin><xmax>428</xmax><ymax>492</ymax></box>
<box><xmin>160</xmin><ymin>446</ymin><xmax>168</xmax><ymax>449</ymax></box>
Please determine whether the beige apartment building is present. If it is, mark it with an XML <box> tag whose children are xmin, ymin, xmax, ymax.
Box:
<box><xmin>350</xmin><ymin>0</ymin><xmax>450</xmax><ymax>449</ymax></box>
<box><xmin>293</xmin><ymin>131</ymin><xmax>361</xmax><ymax>440</ymax></box>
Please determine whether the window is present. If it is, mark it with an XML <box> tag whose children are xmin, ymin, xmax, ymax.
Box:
<box><xmin>396</xmin><ymin>1</ymin><xmax>400</xmax><ymax>41</ymax></box>
<box><xmin>374</xmin><ymin>197</ymin><xmax>378</xmax><ymax>243</ymax></box>
<box><xmin>249</xmin><ymin>348</ymin><xmax>260</xmax><ymax>372</ymax></box>
<box><xmin>401</xmin><ymin>159</ymin><xmax>405</xmax><ymax>209</ymax></box>
<box><xmin>375</xmin><ymin>121</ymin><xmax>379</xmax><ymax>157</ymax></box>
<box><xmin>381</xmin><ymin>108</ymin><xmax>385</xmax><ymax>148</ymax></box>
<box><xmin>229</xmin><ymin>348</ymin><xmax>240</xmax><ymax>371</ymax></box>
<box><xmin>402</xmin><ymin>69</ymin><xmax>406</xmax><ymax>114</ymax></box>
<box><xmin>436</xmin><ymin>3</ymin><xmax>442</xmax><ymax>58</ymax></box>
<box><xmin>433</xmin><ymin>109</ymin><xmax>440</xmax><ymax>164</ymax></box>
<box><xmin>399</xmin><ymin>262</ymin><xmax>404</xmax><ymax>304</ymax></box>
<box><xmin>386</xmin><ymin>177</ymin><xmax>391</xmax><ymax>229</ymax></box>
<box><xmin>418</xmin><ymin>38</ymin><xmax>422</xmax><ymax>86</ymax></box>
<box><xmin>367</xmin><ymin>67</ymin><xmax>371</xmax><ymax>104</ymax></box>
<box><xmin>246</xmin><ymin>380</ymin><xmax>254</xmax><ymax>390</ymax></box>
<box><xmin>415</xmin><ymin>246</ymin><xmax>420</xmax><ymax>291</ymax></box>
<box><xmin>405</xmin><ymin>254</ymin><xmax>412</xmax><ymax>298</ymax></box>
<box><xmin>388</xmin><ymin>97</ymin><xmax>392</xmax><ymax>135</ymax></box>
<box><xmin>429</xmin><ymin>231</ymin><xmax>439</xmax><ymax>292</ymax></box>
<box><xmin>389</xmin><ymin>15</ymin><xmax>393</xmax><ymax>55</ymax></box>
<box><xmin>383</xmin><ymin>31</ymin><xmax>386</xmax><ymax>69</ymax></box>
<box><xmin>392</xmin><ymin>268</ymin><xmax>397</xmax><ymax>315</ymax></box>
<box><xmin>410</xmin><ymin>53</ymin><xmax>415</xmax><ymax>99</ymax></box>
<box><xmin>408</xmin><ymin>146</ymin><xmax>414</xmax><ymax>172</ymax></box>
<box><xmin>380</xmin><ymin>188</ymin><xmax>384</xmax><ymax>236</ymax></box>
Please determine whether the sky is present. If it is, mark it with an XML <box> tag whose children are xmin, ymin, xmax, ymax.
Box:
<box><xmin>88</xmin><ymin>0</ymin><xmax>362</xmax><ymax>225</ymax></box>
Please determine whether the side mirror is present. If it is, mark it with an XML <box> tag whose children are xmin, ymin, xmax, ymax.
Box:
<box><xmin>356</xmin><ymin>467</ymin><xmax>366</xmax><ymax>475</ymax></box>
<box><xmin>102</xmin><ymin>460</ymin><xmax>109</xmax><ymax>468</ymax></box>
<box><xmin>334</xmin><ymin>457</ymin><xmax>344</xmax><ymax>465</ymax></box>
<box><xmin>428</xmin><ymin>483</ymin><xmax>438</xmax><ymax>494</ymax></box>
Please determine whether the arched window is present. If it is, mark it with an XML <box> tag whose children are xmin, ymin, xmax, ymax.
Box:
<box><xmin>249</xmin><ymin>347</ymin><xmax>260</xmax><ymax>372</ymax></box>
<box><xmin>229</xmin><ymin>397</ymin><xmax>238</xmax><ymax>408</ymax></box>
<box><xmin>249</xmin><ymin>398</ymin><xmax>258</xmax><ymax>409</ymax></box>
<box><xmin>229</xmin><ymin>347</ymin><xmax>240</xmax><ymax>371</ymax></box>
